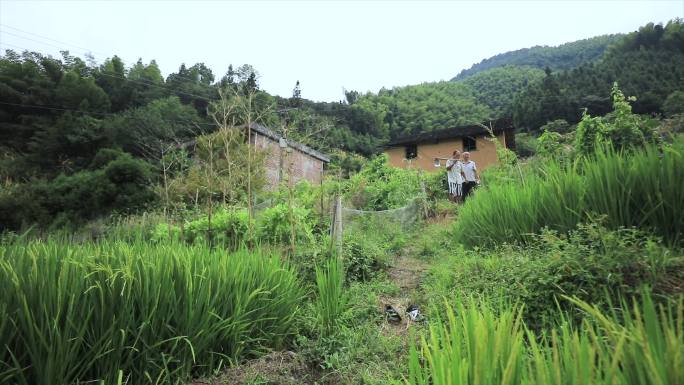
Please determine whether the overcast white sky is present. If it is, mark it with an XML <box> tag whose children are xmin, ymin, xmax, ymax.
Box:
<box><xmin>0</xmin><ymin>1</ymin><xmax>682</xmax><ymax>102</ymax></box>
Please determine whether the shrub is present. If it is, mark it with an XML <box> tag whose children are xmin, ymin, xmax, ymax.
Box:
<box><xmin>513</xmin><ymin>132</ymin><xmax>537</xmax><ymax>158</ymax></box>
<box><xmin>185</xmin><ymin>207</ymin><xmax>252</xmax><ymax>248</ymax></box>
<box><xmin>343</xmin><ymin>232</ymin><xmax>388</xmax><ymax>282</ymax></box>
<box><xmin>257</xmin><ymin>203</ymin><xmax>314</xmax><ymax>245</ymax></box>
<box><xmin>575</xmin><ymin>83</ymin><xmax>659</xmax><ymax>153</ymax></box>
<box><xmin>150</xmin><ymin>222</ymin><xmax>182</xmax><ymax>243</ymax></box>
<box><xmin>663</xmin><ymin>90</ymin><xmax>684</xmax><ymax>117</ymax></box>
<box><xmin>344</xmin><ymin>154</ymin><xmax>422</xmax><ymax>210</ymax></box>
<box><xmin>426</xmin><ymin>223</ymin><xmax>683</xmax><ymax>330</ymax></box>
<box><xmin>342</xmin><ymin>216</ymin><xmax>406</xmax><ymax>282</ymax></box>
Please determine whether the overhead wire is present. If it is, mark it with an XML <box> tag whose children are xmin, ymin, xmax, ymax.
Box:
<box><xmin>0</xmin><ymin>39</ymin><xmax>216</xmax><ymax>102</ymax></box>
<box><xmin>0</xmin><ymin>23</ymin><xmax>216</xmax><ymax>86</ymax></box>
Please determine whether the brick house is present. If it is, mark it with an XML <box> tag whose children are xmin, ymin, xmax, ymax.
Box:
<box><xmin>383</xmin><ymin>118</ymin><xmax>515</xmax><ymax>172</ymax></box>
<box><xmin>248</xmin><ymin>123</ymin><xmax>330</xmax><ymax>189</ymax></box>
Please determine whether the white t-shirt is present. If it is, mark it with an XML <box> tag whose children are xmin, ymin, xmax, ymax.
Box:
<box><xmin>446</xmin><ymin>159</ymin><xmax>463</xmax><ymax>184</ymax></box>
<box><xmin>462</xmin><ymin>160</ymin><xmax>477</xmax><ymax>182</ymax></box>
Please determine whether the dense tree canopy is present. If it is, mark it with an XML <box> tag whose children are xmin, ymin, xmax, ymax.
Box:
<box><xmin>453</xmin><ymin>34</ymin><xmax>623</xmax><ymax>80</ymax></box>
<box><xmin>513</xmin><ymin>20</ymin><xmax>684</xmax><ymax>130</ymax></box>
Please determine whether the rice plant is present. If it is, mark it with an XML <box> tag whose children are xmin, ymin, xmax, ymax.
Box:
<box><xmin>314</xmin><ymin>256</ymin><xmax>348</xmax><ymax>337</ymax></box>
<box><xmin>454</xmin><ymin>140</ymin><xmax>684</xmax><ymax>247</ymax></box>
<box><xmin>407</xmin><ymin>299</ymin><xmax>525</xmax><ymax>385</ymax></box>
<box><xmin>407</xmin><ymin>292</ymin><xmax>684</xmax><ymax>385</ymax></box>
<box><xmin>0</xmin><ymin>239</ymin><xmax>304</xmax><ymax>385</ymax></box>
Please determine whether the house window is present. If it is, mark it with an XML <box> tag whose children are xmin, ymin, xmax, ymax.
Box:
<box><xmin>405</xmin><ymin>144</ymin><xmax>417</xmax><ymax>160</ymax></box>
<box><xmin>463</xmin><ymin>137</ymin><xmax>477</xmax><ymax>151</ymax></box>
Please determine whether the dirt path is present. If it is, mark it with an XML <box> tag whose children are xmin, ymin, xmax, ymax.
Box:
<box><xmin>378</xmin><ymin>253</ymin><xmax>430</xmax><ymax>334</ymax></box>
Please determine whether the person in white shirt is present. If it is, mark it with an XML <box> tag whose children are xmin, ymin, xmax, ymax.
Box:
<box><xmin>461</xmin><ymin>152</ymin><xmax>479</xmax><ymax>201</ymax></box>
<box><xmin>445</xmin><ymin>150</ymin><xmax>463</xmax><ymax>203</ymax></box>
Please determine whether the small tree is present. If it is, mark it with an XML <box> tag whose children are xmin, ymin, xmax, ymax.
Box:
<box><xmin>575</xmin><ymin>83</ymin><xmax>659</xmax><ymax>154</ymax></box>
<box><xmin>663</xmin><ymin>90</ymin><xmax>684</xmax><ymax>117</ymax></box>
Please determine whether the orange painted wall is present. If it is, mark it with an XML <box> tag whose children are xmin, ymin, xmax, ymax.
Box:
<box><xmin>384</xmin><ymin>133</ymin><xmax>505</xmax><ymax>172</ymax></box>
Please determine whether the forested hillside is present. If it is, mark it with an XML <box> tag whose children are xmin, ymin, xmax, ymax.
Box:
<box><xmin>352</xmin><ymin>19</ymin><xmax>683</xmax><ymax>137</ymax></box>
<box><xmin>452</xmin><ymin>34</ymin><xmax>622</xmax><ymax>80</ymax></box>
<box><xmin>2</xmin><ymin>19</ymin><xmax>683</xmax><ymax>230</ymax></box>
<box><xmin>513</xmin><ymin>20</ymin><xmax>684</xmax><ymax>129</ymax></box>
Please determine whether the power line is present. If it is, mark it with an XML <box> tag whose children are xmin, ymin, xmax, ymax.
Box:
<box><xmin>0</xmin><ymin>23</ymin><xmax>221</xmax><ymax>86</ymax></box>
<box><xmin>0</xmin><ymin>24</ymin><xmax>103</xmax><ymax>55</ymax></box>
<box><xmin>0</xmin><ymin>40</ymin><xmax>216</xmax><ymax>102</ymax></box>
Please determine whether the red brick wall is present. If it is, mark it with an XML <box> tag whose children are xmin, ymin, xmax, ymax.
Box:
<box><xmin>250</xmin><ymin>132</ymin><xmax>324</xmax><ymax>190</ymax></box>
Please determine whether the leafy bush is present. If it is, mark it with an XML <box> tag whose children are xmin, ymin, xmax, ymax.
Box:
<box><xmin>575</xmin><ymin>83</ymin><xmax>659</xmax><ymax>153</ymax></box>
<box><xmin>663</xmin><ymin>90</ymin><xmax>684</xmax><ymax>117</ymax></box>
<box><xmin>513</xmin><ymin>132</ymin><xmax>537</xmax><ymax>157</ymax></box>
<box><xmin>343</xmin><ymin>232</ymin><xmax>388</xmax><ymax>282</ymax></box>
<box><xmin>536</xmin><ymin>129</ymin><xmax>565</xmax><ymax>160</ymax></box>
<box><xmin>0</xmin><ymin>239</ymin><xmax>304</xmax><ymax>385</ymax></box>
<box><xmin>295</xmin><ymin>278</ymin><xmax>403</xmax><ymax>383</ymax></box>
<box><xmin>426</xmin><ymin>223</ymin><xmax>683</xmax><ymax>330</ymax></box>
<box><xmin>257</xmin><ymin>203</ymin><xmax>314</xmax><ymax>245</ymax></box>
<box><xmin>342</xmin><ymin>216</ymin><xmax>406</xmax><ymax>282</ymax></box>
<box><xmin>150</xmin><ymin>222</ymin><xmax>182</xmax><ymax>243</ymax></box>
<box><xmin>0</xmin><ymin>151</ymin><xmax>156</xmax><ymax>231</ymax></box>
<box><xmin>185</xmin><ymin>208</ymin><xmax>251</xmax><ymax>248</ymax></box>
<box><xmin>344</xmin><ymin>154</ymin><xmax>422</xmax><ymax>210</ymax></box>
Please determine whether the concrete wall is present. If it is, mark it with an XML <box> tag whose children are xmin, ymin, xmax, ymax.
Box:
<box><xmin>251</xmin><ymin>132</ymin><xmax>324</xmax><ymax>190</ymax></box>
<box><xmin>385</xmin><ymin>132</ymin><xmax>506</xmax><ymax>172</ymax></box>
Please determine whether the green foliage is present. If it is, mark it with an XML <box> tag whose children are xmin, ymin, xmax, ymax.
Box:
<box><xmin>0</xmin><ymin>151</ymin><xmax>156</xmax><ymax>230</ymax></box>
<box><xmin>426</xmin><ymin>223</ymin><xmax>683</xmax><ymax>329</ymax></box>
<box><xmin>408</xmin><ymin>292</ymin><xmax>684</xmax><ymax>385</ymax></box>
<box><xmin>454</xmin><ymin>34</ymin><xmax>622</xmax><ymax>80</ymax></box>
<box><xmin>513</xmin><ymin>20</ymin><xmax>684</xmax><ymax>130</ymax></box>
<box><xmin>149</xmin><ymin>222</ymin><xmax>182</xmax><ymax>243</ymax></box>
<box><xmin>257</xmin><ymin>203</ymin><xmax>314</xmax><ymax>245</ymax></box>
<box><xmin>104</xmin><ymin>96</ymin><xmax>203</xmax><ymax>156</ymax></box>
<box><xmin>454</xmin><ymin>140</ymin><xmax>684</xmax><ymax>247</ymax></box>
<box><xmin>460</xmin><ymin>65</ymin><xmax>545</xmax><ymax>116</ymax></box>
<box><xmin>185</xmin><ymin>208</ymin><xmax>251</xmax><ymax>247</ymax></box>
<box><xmin>513</xmin><ymin>132</ymin><xmax>537</xmax><ymax>158</ymax></box>
<box><xmin>663</xmin><ymin>90</ymin><xmax>684</xmax><ymax>117</ymax></box>
<box><xmin>314</xmin><ymin>257</ymin><xmax>348</xmax><ymax>338</ymax></box>
<box><xmin>295</xmin><ymin>278</ymin><xmax>403</xmax><ymax>383</ymax></box>
<box><xmin>163</xmin><ymin>127</ymin><xmax>267</xmax><ymax>208</ymax></box>
<box><xmin>343</xmin><ymin>232</ymin><xmax>388</xmax><ymax>283</ymax></box>
<box><xmin>574</xmin><ymin>109</ymin><xmax>608</xmax><ymax>154</ymax></box>
<box><xmin>344</xmin><ymin>154</ymin><xmax>422</xmax><ymax>210</ymax></box>
<box><xmin>542</xmin><ymin>82</ymin><xmax>661</xmax><ymax>156</ymax></box>
<box><xmin>536</xmin><ymin>129</ymin><xmax>565</xmax><ymax>160</ymax></box>
<box><xmin>0</xmin><ymin>239</ymin><xmax>304</xmax><ymax>385</ymax></box>
<box><xmin>342</xmin><ymin>216</ymin><xmax>406</xmax><ymax>282</ymax></box>
<box><xmin>355</xmin><ymin>81</ymin><xmax>491</xmax><ymax>139</ymax></box>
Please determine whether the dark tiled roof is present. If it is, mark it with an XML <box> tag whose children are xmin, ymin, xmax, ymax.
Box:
<box><xmin>386</xmin><ymin>118</ymin><xmax>513</xmax><ymax>147</ymax></box>
<box><xmin>176</xmin><ymin>124</ymin><xmax>331</xmax><ymax>163</ymax></box>
<box><xmin>249</xmin><ymin>123</ymin><xmax>330</xmax><ymax>163</ymax></box>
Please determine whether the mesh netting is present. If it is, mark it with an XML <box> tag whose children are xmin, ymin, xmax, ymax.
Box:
<box><xmin>251</xmin><ymin>199</ymin><xmax>273</xmax><ymax>214</ymax></box>
<box><xmin>340</xmin><ymin>195</ymin><xmax>427</xmax><ymax>231</ymax></box>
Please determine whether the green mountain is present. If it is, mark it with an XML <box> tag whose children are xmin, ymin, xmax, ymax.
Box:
<box><xmin>452</xmin><ymin>34</ymin><xmax>623</xmax><ymax>80</ymax></box>
<box><xmin>512</xmin><ymin>20</ymin><xmax>684</xmax><ymax>130</ymax></box>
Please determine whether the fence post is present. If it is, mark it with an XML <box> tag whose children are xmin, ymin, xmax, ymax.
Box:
<box><xmin>420</xmin><ymin>180</ymin><xmax>429</xmax><ymax>219</ymax></box>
